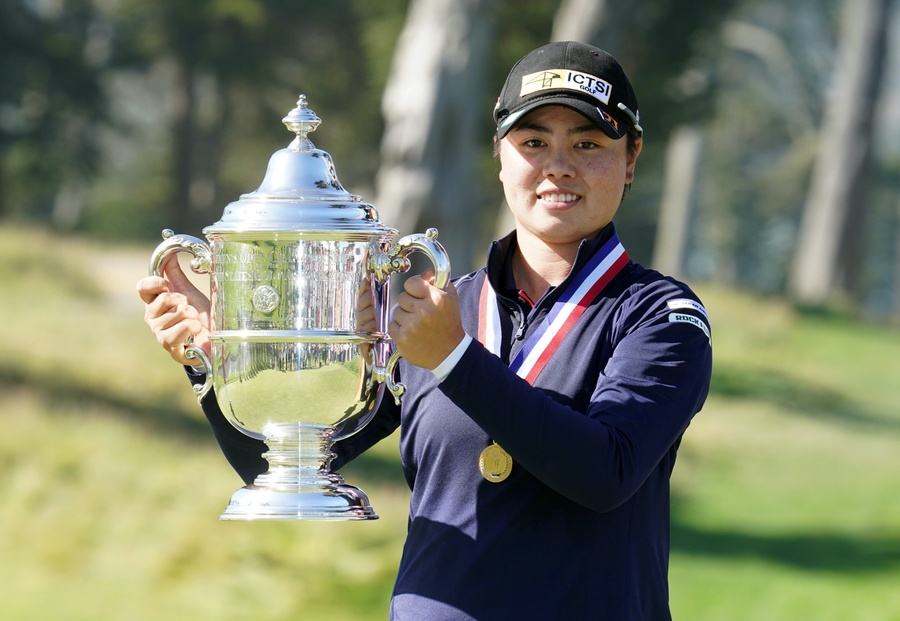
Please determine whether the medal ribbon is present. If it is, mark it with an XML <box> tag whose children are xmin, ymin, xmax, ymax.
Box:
<box><xmin>478</xmin><ymin>234</ymin><xmax>629</xmax><ymax>385</ymax></box>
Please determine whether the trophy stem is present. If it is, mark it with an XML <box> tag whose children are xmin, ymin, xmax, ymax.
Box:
<box><xmin>220</xmin><ymin>422</ymin><xmax>378</xmax><ymax>521</ymax></box>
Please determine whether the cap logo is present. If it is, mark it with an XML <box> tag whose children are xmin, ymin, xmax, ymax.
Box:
<box><xmin>597</xmin><ymin>108</ymin><xmax>619</xmax><ymax>132</ymax></box>
<box><xmin>520</xmin><ymin>69</ymin><xmax>612</xmax><ymax>105</ymax></box>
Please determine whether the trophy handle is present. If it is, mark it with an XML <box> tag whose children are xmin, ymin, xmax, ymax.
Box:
<box><xmin>389</xmin><ymin>228</ymin><xmax>451</xmax><ymax>289</ymax></box>
<box><xmin>149</xmin><ymin>229</ymin><xmax>213</xmax><ymax>277</ymax></box>
<box><xmin>185</xmin><ymin>340</ymin><xmax>213</xmax><ymax>402</ymax></box>
<box><xmin>149</xmin><ymin>229</ymin><xmax>214</xmax><ymax>403</ymax></box>
<box><xmin>379</xmin><ymin>228</ymin><xmax>452</xmax><ymax>404</ymax></box>
<box><xmin>384</xmin><ymin>351</ymin><xmax>405</xmax><ymax>404</ymax></box>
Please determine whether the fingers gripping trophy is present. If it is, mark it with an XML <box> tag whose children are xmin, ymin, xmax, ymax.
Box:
<box><xmin>148</xmin><ymin>95</ymin><xmax>450</xmax><ymax>521</ymax></box>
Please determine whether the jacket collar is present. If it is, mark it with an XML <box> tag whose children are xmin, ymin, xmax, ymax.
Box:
<box><xmin>486</xmin><ymin>223</ymin><xmax>622</xmax><ymax>305</ymax></box>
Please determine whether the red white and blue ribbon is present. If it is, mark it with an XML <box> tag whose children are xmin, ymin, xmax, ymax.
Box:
<box><xmin>478</xmin><ymin>234</ymin><xmax>629</xmax><ymax>385</ymax></box>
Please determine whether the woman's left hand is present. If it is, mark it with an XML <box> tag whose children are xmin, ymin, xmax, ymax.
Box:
<box><xmin>390</xmin><ymin>270</ymin><xmax>465</xmax><ymax>370</ymax></box>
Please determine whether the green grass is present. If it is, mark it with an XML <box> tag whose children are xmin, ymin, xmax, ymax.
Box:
<box><xmin>670</xmin><ymin>288</ymin><xmax>900</xmax><ymax>620</ymax></box>
<box><xmin>1</xmin><ymin>225</ymin><xmax>898</xmax><ymax>620</ymax></box>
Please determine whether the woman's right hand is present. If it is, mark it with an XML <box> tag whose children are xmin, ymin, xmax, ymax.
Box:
<box><xmin>136</xmin><ymin>254</ymin><xmax>212</xmax><ymax>366</ymax></box>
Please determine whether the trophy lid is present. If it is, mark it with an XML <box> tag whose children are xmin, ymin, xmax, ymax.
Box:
<box><xmin>204</xmin><ymin>95</ymin><xmax>395</xmax><ymax>239</ymax></box>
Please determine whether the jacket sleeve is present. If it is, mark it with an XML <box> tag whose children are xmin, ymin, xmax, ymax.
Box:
<box><xmin>195</xmin><ymin>387</ymin><xmax>269</xmax><ymax>486</ymax></box>
<box><xmin>438</xmin><ymin>294</ymin><xmax>712</xmax><ymax>513</ymax></box>
<box><xmin>330</xmin><ymin>395</ymin><xmax>401</xmax><ymax>471</ymax></box>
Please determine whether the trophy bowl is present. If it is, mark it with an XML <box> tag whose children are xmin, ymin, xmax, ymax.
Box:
<box><xmin>149</xmin><ymin>96</ymin><xmax>450</xmax><ymax>520</ymax></box>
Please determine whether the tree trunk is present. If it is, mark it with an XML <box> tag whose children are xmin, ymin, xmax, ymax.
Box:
<box><xmin>169</xmin><ymin>62</ymin><xmax>196</xmax><ymax>233</ymax></box>
<box><xmin>0</xmin><ymin>150</ymin><xmax>6</xmax><ymax>219</ymax></box>
<box><xmin>374</xmin><ymin>0</ymin><xmax>492</xmax><ymax>273</ymax></box>
<box><xmin>551</xmin><ymin>0</ymin><xmax>610</xmax><ymax>44</ymax></box>
<box><xmin>894</xmin><ymin>199</ymin><xmax>900</xmax><ymax>323</ymax></box>
<box><xmin>652</xmin><ymin>125</ymin><xmax>703</xmax><ymax>278</ymax></box>
<box><xmin>788</xmin><ymin>0</ymin><xmax>892</xmax><ymax>306</ymax></box>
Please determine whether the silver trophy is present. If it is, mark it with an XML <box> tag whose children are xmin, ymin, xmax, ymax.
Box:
<box><xmin>149</xmin><ymin>95</ymin><xmax>450</xmax><ymax>521</ymax></box>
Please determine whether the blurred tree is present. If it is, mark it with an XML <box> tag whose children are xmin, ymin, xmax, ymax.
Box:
<box><xmin>0</xmin><ymin>0</ymin><xmax>106</xmax><ymax>226</ymax></box>
<box><xmin>550</xmin><ymin>0</ymin><xmax>740</xmax><ymax>266</ymax></box>
<box><xmin>374</xmin><ymin>0</ymin><xmax>743</xmax><ymax>273</ymax></box>
<box><xmin>0</xmin><ymin>0</ymin><xmax>407</xmax><ymax>238</ymax></box>
<box><xmin>109</xmin><ymin>0</ymin><xmax>386</xmax><ymax>235</ymax></box>
<box><xmin>788</xmin><ymin>0</ymin><xmax>894</xmax><ymax>306</ymax></box>
<box><xmin>688</xmin><ymin>0</ymin><xmax>839</xmax><ymax>293</ymax></box>
<box><xmin>652</xmin><ymin>125</ymin><xmax>704</xmax><ymax>278</ymax></box>
<box><xmin>4</xmin><ymin>0</ymin><xmax>898</xmax><ymax>318</ymax></box>
<box><xmin>655</xmin><ymin>14</ymin><xmax>824</xmax><ymax>280</ymax></box>
<box><xmin>373</xmin><ymin>0</ymin><xmax>493</xmax><ymax>271</ymax></box>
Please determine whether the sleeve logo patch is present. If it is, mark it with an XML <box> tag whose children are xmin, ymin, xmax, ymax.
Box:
<box><xmin>667</xmin><ymin>298</ymin><xmax>709</xmax><ymax>322</ymax></box>
<box><xmin>668</xmin><ymin>312</ymin><xmax>711</xmax><ymax>342</ymax></box>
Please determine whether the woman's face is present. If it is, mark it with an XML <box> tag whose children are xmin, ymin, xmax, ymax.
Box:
<box><xmin>498</xmin><ymin>105</ymin><xmax>641</xmax><ymax>248</ymax></box>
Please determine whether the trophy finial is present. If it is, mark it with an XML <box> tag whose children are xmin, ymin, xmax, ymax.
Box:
<box><xmin>282</xmin><ymin>94</ymin><xmax>322</xmax><ymax>150</ymax></box>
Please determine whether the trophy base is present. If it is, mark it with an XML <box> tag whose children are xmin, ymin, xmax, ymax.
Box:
<box><xmin>220</xmin><ymin>483</ymin><xmax>379</xmax><ymax>521</ymax></box>
<box><xmin>218</xmin><ymin>422</ymin><xmax>379</xmax><ymax>521</ymax></box>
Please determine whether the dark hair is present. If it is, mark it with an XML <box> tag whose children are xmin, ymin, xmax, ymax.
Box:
<box><xmin>622</xmin><ymin>130</ymin><xmax>639</xmax><ymax>199</ymax></box>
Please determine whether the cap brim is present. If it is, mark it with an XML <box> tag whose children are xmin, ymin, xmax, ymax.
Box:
<box><xmin>496</xmin><ymin>96</ymin><xmax>627</xmax><ymax>140</ymax></box>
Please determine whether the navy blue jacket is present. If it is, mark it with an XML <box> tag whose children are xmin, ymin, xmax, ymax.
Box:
<box><xmin>198</xmin><ymin>224</ymin><xmax>713</xmax><ymax>620</ymax></box>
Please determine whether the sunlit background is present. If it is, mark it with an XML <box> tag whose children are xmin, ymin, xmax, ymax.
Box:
<box><xmin>1</xmin><ymin>0</ymin><xmax>899</xmax><ymax>619</ymax></box>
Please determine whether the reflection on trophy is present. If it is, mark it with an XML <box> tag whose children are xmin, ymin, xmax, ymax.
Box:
<box><xmin>148</xmin><ymin>95</ymin><xmax>450</xmax><ymax>521</ymax></box>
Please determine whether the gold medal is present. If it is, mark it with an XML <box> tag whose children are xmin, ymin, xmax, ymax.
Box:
<box><xmin>479</xmin><ymin>442</ymin><xmax>512</xmax><ymax>483</ymax></box>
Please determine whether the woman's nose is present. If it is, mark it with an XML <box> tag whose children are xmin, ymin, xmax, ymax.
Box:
<box><xmin>542</xmin><ymin>146</ymin><xmax>576</xmax><ymax>178</ymax></box>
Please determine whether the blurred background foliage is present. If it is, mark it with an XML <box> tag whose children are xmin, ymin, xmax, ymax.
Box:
<box><xmin>3</xmin><ymin>0</ymin><xmax>899</xmax><ymax>318</ymax></box>
<box><xmin>1</xmin><ymin>1</ymin><xmax>900</xmax><ymax>619</ymax></box>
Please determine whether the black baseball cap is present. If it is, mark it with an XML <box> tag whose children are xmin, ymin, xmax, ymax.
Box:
<box><xmin>494</xmin><ymin>41</ymin><xmax>642</xmax><ymax>140</ymax></box>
